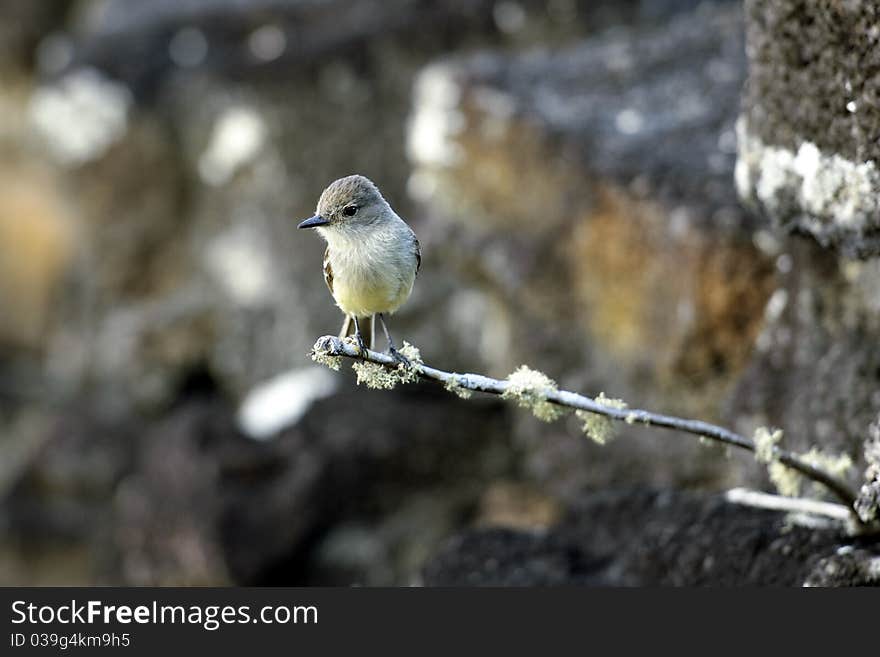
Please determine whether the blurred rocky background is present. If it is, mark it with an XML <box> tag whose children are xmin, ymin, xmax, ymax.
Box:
<box><xmin>0</xmin><ymin>0</ymin><xmax>877</xmax><ymax>586</ymax></box>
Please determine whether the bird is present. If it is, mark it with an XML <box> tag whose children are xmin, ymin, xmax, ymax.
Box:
<box><xmin>298</xmin><ymin>175</ymin><xmax>420</xmax><ymax>363</ymax></box>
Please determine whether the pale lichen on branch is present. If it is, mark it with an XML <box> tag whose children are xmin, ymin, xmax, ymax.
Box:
<box><xmin>349</xmin><ymin>341</ymin><xmax>422</xmax><ymax>389</ymax></box>
<box><xmin>501</xmin><ymin>366</ymin><xmax>565</xmax><ymax>422</ymax></box>
<box><xmin>577</xmin><ymin>392</ymin><xmax>628</xmax><ymax>445</ymax></box>
<box><xmin>752</xmin><ymin>427</ymin><xmax>854</xmax><ymax>500</ymax></box>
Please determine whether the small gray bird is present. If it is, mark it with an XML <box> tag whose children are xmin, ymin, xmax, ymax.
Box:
<box><xmin>298</xmin><ymin>175</ymin><xmax>420</xmax><ymax>361</ymax></box>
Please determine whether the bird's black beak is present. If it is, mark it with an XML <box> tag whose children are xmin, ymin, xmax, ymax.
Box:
<box><xmin>297</xmin><ymin>214</ymin><xmax>330</xmax><ymax>229</ymax></box>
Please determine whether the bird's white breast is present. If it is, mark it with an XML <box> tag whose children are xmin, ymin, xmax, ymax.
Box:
<box><xmin>322</xmin><ymin>218</ymin><xmax>417</xmax><ymax>317</ymax></box>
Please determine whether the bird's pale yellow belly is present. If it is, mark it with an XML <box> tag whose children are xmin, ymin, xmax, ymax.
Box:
<box><xmin>331</xmin><ymin>263</ymin><xmax>413</xmax><ymax>317</ymax></box>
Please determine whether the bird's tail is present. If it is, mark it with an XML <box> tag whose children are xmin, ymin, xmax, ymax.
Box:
<box><xmin>338</xmin><ymin>314</ymin><xmax>375</xmax><ymax>350</ymax></box>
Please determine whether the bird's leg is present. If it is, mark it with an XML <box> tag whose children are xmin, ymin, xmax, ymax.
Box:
<box><xmin>378</xmin><ymin>313</ymin><xmax>409</xmax><ymax>366</ymax></box>
<box><xmin>338</xmin><ymin>314</ymin><xmax>352</xmax><ymax>340</ymax></box>
<box><xmin>352</xmin><ymin>316</ymin><xmax>368</xmax><ymax>355</ymax></box>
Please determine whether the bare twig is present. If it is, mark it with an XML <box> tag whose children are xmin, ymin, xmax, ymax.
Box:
<box><xmin>312</xmin><ymin>336</ymin><xmax>862</xmax><ymax>517</ymax></box>
<box><xmin>724</xmin><ymin>488</ymin><xmax>852</xmax><ymax>522</ymax></box>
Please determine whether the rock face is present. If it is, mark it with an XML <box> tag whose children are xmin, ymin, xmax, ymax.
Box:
<box><xmin>736</xmin><ymin>0</ymin><xmax>880</xmax><ymax>257</ymax></box>
<box><xmin>423</xmin><ymin>489</ymin><xmax>880</xmax><ymax>586</ymax></box>
<box><xmin>726</xmin><ymin>0</ymin><xmax>880</xmax><ymax>486</ymax></box>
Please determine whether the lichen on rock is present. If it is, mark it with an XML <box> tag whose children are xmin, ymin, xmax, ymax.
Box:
<box><xmin>737</xmin><ymin>0</ymin><xmax>880</xmax><ymax>256</ymax></box>
<box><xmin>736</xmin><ymin>118</ymin><xmax>880</xmax><ymax>255</ymax></box>
<box><xmin>855</xmin><ymin>416</ymin><xmax>880</xmax><ymax>523</ymax></box>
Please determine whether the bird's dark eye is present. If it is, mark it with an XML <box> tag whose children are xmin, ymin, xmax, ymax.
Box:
<box><xmin>342</xmin><ymin>205</ymin><xmax>358</xmax><ymax>217</ymax></box>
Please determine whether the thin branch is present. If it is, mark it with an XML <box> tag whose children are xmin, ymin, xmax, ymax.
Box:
<box><xmin>724</xmin><ymin>488</ymin><xmax>852</xmax><ymax>523</ymax></box>
<box><xmin>312</xmin><ymin>336</ymin><xmax>861</xmax><ymax>515</ymax></box>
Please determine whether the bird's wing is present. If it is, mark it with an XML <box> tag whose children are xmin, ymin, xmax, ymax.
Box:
<box><xmin>323</xmin><ymin>246</ymin><xmax>334</xmax><ymax>294</ymax></box>
<box><xmin>413</xmin><ymin>235</ymin><xmax>421</xmax><ymax>276</ymax></box>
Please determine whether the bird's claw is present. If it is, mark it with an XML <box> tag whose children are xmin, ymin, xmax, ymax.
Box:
<box><xmin>354</xmin><ymin>332</ymin><xmax>369</xmax><ymax>355</ymax></box>
<box><xmin>389</xmin><ymin>346</ymin><xmax>410</xmax><ymax>367</ymax></box>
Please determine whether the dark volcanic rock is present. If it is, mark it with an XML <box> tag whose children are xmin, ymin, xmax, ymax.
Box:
<box><xmin>741</xmin><ymin>0</ymin><xmax>880</xmax><ymax>165</ymax></box>
<box><xmin>736</xmin><ymin>0</ymin><xmax>880</xmax><ymax>256</ymax></box>
<box><xmin>803</xmin><ymin>547</ymin><xmax>880</xmax><ymax>587</ymax></box>
<box><xmin>424</xmin><ymin>489</ymin><xmax>880</xmax><ymax>586</ymax></box>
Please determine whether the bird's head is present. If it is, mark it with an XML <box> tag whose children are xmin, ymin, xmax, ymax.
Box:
<box><xmin>297</xmin><ymin>175</ymin><xmax>390</xmax><ymax>235</ymax></box>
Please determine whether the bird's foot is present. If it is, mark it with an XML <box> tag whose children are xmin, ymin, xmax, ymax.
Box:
<box><xmin>388</xmin><ymin>345</ymin><xmax>411</xmax><ymax>367</ymax></box>
<box><xmin>353</xmin><ymin>331</ymin><xmax>369</xmax><ymax>355</ymax></box>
